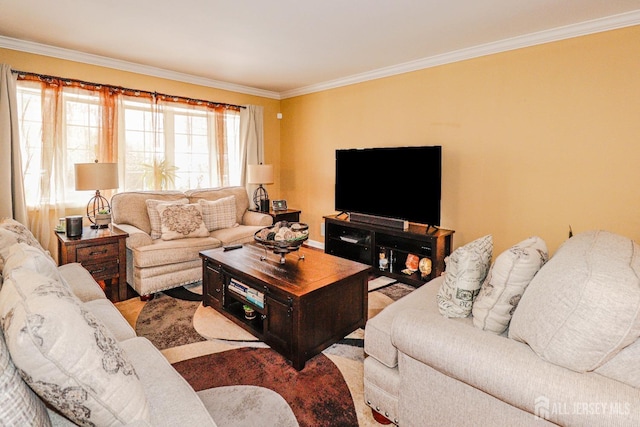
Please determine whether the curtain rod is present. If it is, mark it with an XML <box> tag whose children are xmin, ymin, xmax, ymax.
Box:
<box><xmin>11</xmin><ymin>69</ymin><xmax>246</xmax><ymax>110</ymax></box>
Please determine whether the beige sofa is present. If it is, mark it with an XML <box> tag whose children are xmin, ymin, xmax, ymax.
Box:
<box><xmin>111</xmin><ymin>186</ymin><xmax>272</xmax><ymax>297</ymax></box>
<box><xmin>364</xmin><ymin>230</ymin><xmax>640</xmax><ymax>426</ymax></box>
<box><xmin>0</xmin><ymin>219</ymin><xmax>219</xmax><ymax>426</ymax></box>
<box><xmin>0</xmin><ymin>218</ymin><xmax>298</xmax><ymax>427</ymax></box>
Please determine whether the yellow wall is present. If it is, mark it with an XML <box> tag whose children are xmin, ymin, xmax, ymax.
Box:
<box><xmin>0</xmin><ymin>47</ymin><xmax>283</xmax><ymax>198</ymax></box>
<box><xmin>3</xmin><ymin>25</ymin><xmax>640</xmax><ymax>257</ymax></box>
<box><xmin>281</xmin><ymin>25</ymin><xmax>640</xmax><ymax>255</ymax></box>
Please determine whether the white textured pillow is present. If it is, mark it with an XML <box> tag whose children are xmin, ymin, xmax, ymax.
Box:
<box><xmin>0</xmin><ymin>269</ymin><xmax>151</xmax><ymax>426</ymax></box>
<box><xmin>157</xmin><ymin>203</ymin><xmax>210</xmax><ymax>241</ymax></box>
<box><xmin>437</xmin><ymin>235</ymin><xmax>493</xmax><ymax>318</ymax></box>
<box><xmin>3</xmin><ymin>243</ymin><xmax>70</xmax><ymax>289</ymax></box>
<box><xmin>509</xmin><ymin>230</ymin><xmax>640</xmax><ymax>372</ymax></box>
<box><xmin>0</xmin><ymin>329</ymin><xmax>51</xmax><ymax>427</ymax></box>
<box><xmin>145</xmin><ymin>198</ymin><xmax>188</xmax><ymax>239</ymax></box>
<box><xmin>472</xmin><ymin>236</ymin><xmax>548</xmax><ymax>334</ymax></box>
<box><xmin>0</xmin><ymin>219</ymin><xmax>53</xmax><ymax>272</ymax></box>
<box><xmin>198</xmin><ymin>196</ymin><xmax>238</xmax><ymax>231</ymax></box>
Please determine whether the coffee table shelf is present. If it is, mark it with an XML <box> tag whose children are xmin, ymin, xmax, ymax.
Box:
<box><xmin>200</xmin><ymin>243</ymin><xmax>370</xmax><ymax>370</ymax></box>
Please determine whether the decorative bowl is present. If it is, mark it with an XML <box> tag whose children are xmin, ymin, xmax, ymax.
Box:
<box><xmin>254</xmin><ymin>221</ymin><xmax>309</xmax><ymax>251</ymax></box>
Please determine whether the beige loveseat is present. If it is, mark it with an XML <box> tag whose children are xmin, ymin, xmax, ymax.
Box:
<box><xmin>364</xmin><ymin>230</ymin><xmax>640</xmax><ymax>426</ymax></box>
<box><xmin>111</xmin><ymin>186</ymin><xmax>272</xmax><ymax>298</ymax></box>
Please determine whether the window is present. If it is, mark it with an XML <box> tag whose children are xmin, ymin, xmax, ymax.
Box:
<box><xmin>16</xmin><ymin>81</ymin><xmax>242</xmax><ymax>207</ymax></box>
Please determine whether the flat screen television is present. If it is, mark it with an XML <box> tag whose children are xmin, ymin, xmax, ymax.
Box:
<box><xmin>335</xmin><ymin>146</ymin><xmax>441</xmax><ymax>226</ymax></box>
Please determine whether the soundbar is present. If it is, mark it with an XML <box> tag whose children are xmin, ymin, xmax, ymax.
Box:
<box><xmin>349</xmin><ymin>212</ymin><xmax>408</xmax><ymax>230</ymax></box>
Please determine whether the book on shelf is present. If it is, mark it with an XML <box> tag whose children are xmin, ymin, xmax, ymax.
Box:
<box><xmin>228</xmin><ymin>279</ymin><xmax>248</xmax><ymax>297</ymax></box>
<box><xmin>246</xmin><ymin>288</ymin><xmax>264</xmax><ymax>308</ymax></box>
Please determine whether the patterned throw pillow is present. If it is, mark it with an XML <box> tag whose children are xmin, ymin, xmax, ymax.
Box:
<box><xmin>0</xmin><ymin>219</ymin><xmax>53</xmax><ymax>273</ymax></box>
<box><xmin>157</xmin><ymin>203</ymin><xmax>210</xmax><ymax>241</ymax></box>
<box><xmin>198</xmin><ymin>196</ymin><xmax>238</xmax><ymax>231</ymax></box>
<box><xmin>437</xmin><ymin>235</ymin><xmax>493</xmax><ymax>318</ymax></box>
<box><xmin>0</xmin><ymin>269</ymin><xmax>151</xmax><ymax>426</ymax></box>
<box><xmin>472</xmin><ymin>236</ymin><xmax>548</xmax><ymax>334</ymax></box>
<box><xmin>145</xmin><ymin>198</ymin><xmax>189</xmax><ymax>239</ymax></box>
<box><xmin>3</xmin><ymin>243</ymin><xmax>71</xmax><ymax>290</ymax></box>
<box><xmin>0</xmin><ymin>330</ymin><xmax>51</xmax><ymax>427</ymax></box>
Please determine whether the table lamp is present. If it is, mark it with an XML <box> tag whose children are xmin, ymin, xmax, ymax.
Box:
<box><xmin>75</xmin><ymin>161</ymin><xmax>119</xmax><ymax>228</ymax></box>
<box><xmin>247</xmin><ymin>164</ymin><xmax>274</xmax><ymax>212</ymax></box>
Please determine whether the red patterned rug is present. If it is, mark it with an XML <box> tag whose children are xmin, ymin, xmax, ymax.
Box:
<box><xmin>173</xmin><ymin>347</ymin><xmax>357</xmax><ymax>427</ymax></box>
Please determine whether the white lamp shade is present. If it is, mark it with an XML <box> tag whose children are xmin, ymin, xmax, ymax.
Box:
<box><xmin>247</xmin><ymin>164</ymin><xmax>274</xmax><ymax>185</ymax></box>
<box><xmin>75</xmin><ymin>162</ymin><xmax>119</xmax><ymax>191</ymax></box>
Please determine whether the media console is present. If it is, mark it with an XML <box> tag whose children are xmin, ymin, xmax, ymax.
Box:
<box><xmin>324</xmin><ymin>215</ymin><xmax>454</xmax><ymax>286</ymax></box>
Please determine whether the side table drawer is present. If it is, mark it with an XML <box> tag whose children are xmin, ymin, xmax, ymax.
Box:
<box><xmin>82</xmin><ymin>261</ymin><xmax>119</xmax><ymax>282</ymax></box>
<box><xmin>77</xmin><ymin>242</ymin><xmax>119</xmax><ymax>262</ymax></box>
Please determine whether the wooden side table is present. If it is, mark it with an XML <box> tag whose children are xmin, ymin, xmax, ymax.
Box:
<box><xmin>253</xmin><ymin>208</ymin><xmax>301</xmax><ymax>223</ymax></box>
<box><xmin>56</xmin><ymin>226</ymin><xmax>129</xmax><ymax>302</ymax></box>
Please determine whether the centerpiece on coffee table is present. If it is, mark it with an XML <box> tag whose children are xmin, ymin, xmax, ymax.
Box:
<box><xmin>254</xmin><ymin>221</ymin><xmax>309</xmax><ymax>264</ymax></box>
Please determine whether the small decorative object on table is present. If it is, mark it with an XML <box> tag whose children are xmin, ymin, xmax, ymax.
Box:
<box><xmin>243</xmin><ymin>304</ymin><xmax>256</xmax><ymax>320</ymax></box>
<box><xmin>254</xmin><ymin>221</ymin><xmax>309</xmax><ymax>264</ymax></box>
<box><xmin>95</xmin><ymin>209</ymin><xmax>111</xmax><ymax>228</ymax></box>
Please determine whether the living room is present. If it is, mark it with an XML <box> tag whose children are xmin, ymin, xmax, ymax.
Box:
<box><xmin>1</xmin><ymin>12</ymin><xmax>639</xmax><ymax>256</ymax></box>
<box><xmin>1</xmin><ymin>3</ymin><xmax>640</xmax><ymax>427</ymax></box>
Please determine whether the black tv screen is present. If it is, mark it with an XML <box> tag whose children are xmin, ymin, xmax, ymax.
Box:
<box><xmin>335</xmin><ymin>146</ymin><xmax>441</xmax><ymax>226</ymax></box>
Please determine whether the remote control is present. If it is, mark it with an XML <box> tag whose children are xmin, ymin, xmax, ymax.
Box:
<box><xmin>223</xmin><ymin>244</ymin><xmax>242</xmax><ymax>251</ymax></box>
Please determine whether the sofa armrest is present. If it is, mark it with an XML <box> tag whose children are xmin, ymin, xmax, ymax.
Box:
<box><xmin>112</xmin><ymin>223</ymin><xmax>153</xmax><ymax>249</ymax></box>
<box><xmin>241</xmin><ymin>210</ymin><xmax>273</xmax><ymax>226</ymax></box>
<box><xmin>392</xmin><ymin>309</ymin><xmax>640</xmax><ymax>426</ymax></box>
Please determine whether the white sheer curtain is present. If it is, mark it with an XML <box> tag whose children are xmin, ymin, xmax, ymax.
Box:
<box><xmin>240</xmin><ymin>105</ymin><xmax>264</xmax><ymax>199</ymax></box>
<box><xmin>0</xmin><ymin>64</ymin><xmax>27</xmax><ymax>223</ymax></box>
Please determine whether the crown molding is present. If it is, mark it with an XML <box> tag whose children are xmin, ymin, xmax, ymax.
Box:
<box><xmin>0</xmin><ymin>36</ymin><xmax>281</xmax><ymax>100</ymax></box>
<box><xmin>280</xmin><ymin>10</ymin><xmax>640</xmax><ymax>99</ymax></box>
<box><xmin>2</xmin><ymin>9</ymin><xmax>638</xmax><ymax>101</ymax></box>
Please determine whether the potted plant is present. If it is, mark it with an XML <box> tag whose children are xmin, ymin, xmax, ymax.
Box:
<box><xmin>95</xmin><ymin>208</ymin><xmax>111</xmax><ymax>228</ymax></box>
<box><xmin>243</xmin><ymin>304</ymin><xmax>256</xmax><ymax>320</ymax></box>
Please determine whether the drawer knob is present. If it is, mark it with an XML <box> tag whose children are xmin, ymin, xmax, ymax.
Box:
<box><xmin>89</xmin><ymin>249</ymin><xmax>108</xmax><ymax>256</ymax></box>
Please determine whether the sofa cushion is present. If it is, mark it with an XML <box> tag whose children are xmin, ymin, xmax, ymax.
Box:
<box><xmin>0</xmin><ymin>329</ymin><xmax>51</xmax><ymax>427</ymax></box>
<box><xmin>436</xmin><ymin>235</ymin><xmax>493</xmax><ymax>318</ymax></box>
<box><xmin>3</xmin><ymin>243</ymin><xmax>69</xmax><ymax>289</ymax></box>
<box><xmin>0</xmin><ymin>268</ymin><xmax>151</xmax><ymax>426</ymax></box>
<box><xmin>186</xmin><ymin>187</ymin><xmax>250</xmax><ymax>225</ymax></box>
<box><xmin>119</xmin><ymin>337</ymin><xmax>217</xmax><ymax>426</ymax></box>
<box><xmin>146</xmin><ymin>198</ymin><xmax>189</xmax><ymax>239</ymax></box>
<box><xmin>199</xmin><ymin>196</ymin><xmax>238</xmax><ymax>231</ymax></box>
<box><xmin>111</xmin><ymin>191</ymin><xmax>187</xmax><ymax>236</ymax></box>
<box><xmin>133</xmin><ymin>237</ymin><xmax>222</xmax><ymax>269</ymax></box>
<box><xmin>157</xmin><ymin>203</ymin><xmax>210</xmax><ymax>241</ymax></box>
<box><xmin>0</xmin><ymin>219</ymin><xmax>53</xmax><ymax>275</ymax></box>
<box><xmin>210</xmin><ymin>225</ymin><xmax>266</xmax><ymax>246</ymax></box>
<box><xmin>509</xmin><ymin>230</ymin><xmax>640</xmax><ymax>372</ymax></box>
<box><xmin>83</xmin><ymin>299</ymin><xmax>137</xmax><ymax>342</ymax></box>
<box><xmin>595</xmin><ymin>336</ymin><xmax>640</xmax><ymax>388</ymax></box>
<box><xmin>57</xmin><ymin>263</ymin><xmax>106</xmax><ymax>302</ymax></box>
<box><xmin>472</xmin><ymin>236</ymin><xmax>548</xmax><ymax>334</ymax></box>
<box><xmin>364</xmin><ymin>276</ymin><xmax>473</xmax><ymax>369</ymax></box>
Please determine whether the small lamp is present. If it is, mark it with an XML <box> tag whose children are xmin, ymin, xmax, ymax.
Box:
<box><xmin>75</xmin><ymin>161</ymin><xmax>119</xmax><ymax>228</ymax></box>
<box><xmin>247</xmin><ymin>164</ymin><xmax>274</xmax><ymax>212</ymax></box>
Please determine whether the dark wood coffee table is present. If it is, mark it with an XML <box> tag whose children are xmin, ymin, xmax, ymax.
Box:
<box><xmin>200</xmin><ymin>243</ymin><xmax>370</xmax><ymax>370</ymax></box>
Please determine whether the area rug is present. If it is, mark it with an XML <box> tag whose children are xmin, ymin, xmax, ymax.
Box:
<box><xmin>131</xmin><ymin>281</ymin><xmax>415</xmax><ymax>427</ymax></box>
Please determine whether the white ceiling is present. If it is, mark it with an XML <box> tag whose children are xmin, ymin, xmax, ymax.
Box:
<box><xmin>1</xmin><ymin>1</ymin><xmax>639</xmax><ymax>99</ymax></box>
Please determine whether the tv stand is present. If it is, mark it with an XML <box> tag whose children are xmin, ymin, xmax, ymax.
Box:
<box><xmin>324</xmin><ymin>215</ymin><xmax>454</xmax><ymax>286</ymax></box>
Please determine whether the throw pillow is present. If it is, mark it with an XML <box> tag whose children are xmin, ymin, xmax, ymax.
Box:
<box><xmin>437</xmin><ymin>235</ymin><xmax>493</xmax><ymax>318</ymax></box>
<box><xmin>198</xmin><ymin>196</ymin><xmax>238</xmax><ymax>231</ymax></box>
<box><xmin>0</xmin><ymin>329</ymin><xmax>51</xmax><ymax>427</ymax></box>
<box><xmin>145</xmin><ymin>198</ymin><xmax>188</xmax><ymax>239</ymax></box>
<box><xmin>0</xmin><ymin>219</ymin><xmax>53</xmax><ymax>273</ymax></box>
<box><xmin>3</xmin><ymin>243</ymin><xmax>71</xmax><ymax>289</ymax></box>
<box><xmin>509</xmin><ymin>230</ymin><xmax>640</xmax><ymax>372</ymax></box>
<box><xmin>472</xmin><ymin>236</ymin><xmax>548</xmax><ymax>334</ymax></box>
<box><xmin>0</xmin><ymin>268</ymin><xmax>151</xmax><ymax>426</ymax></box>
<box><xmin>156</xmin><ymin>203</ymin><xmax>210</xmax><ymax>241</ymax></box>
